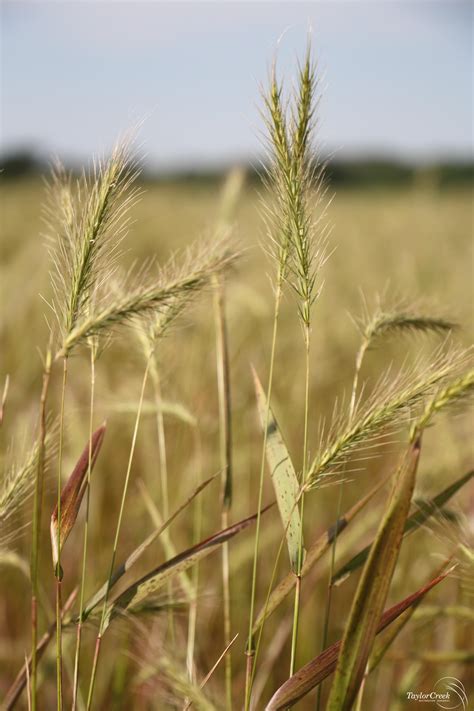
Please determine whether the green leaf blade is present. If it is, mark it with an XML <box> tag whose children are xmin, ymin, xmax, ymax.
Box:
<box><xmin>252</xmin><ymin>366</ymin><xmax>303</xmax><ymax>571</ymax></box>
<box><xmin>252</xmin><ymin>475</ymin><xmax>386</xmax><ymax>635</ymax></box>
<box><xmin>265</xmin><ymin>564</ymin><xmax>451</xmax><ymax>710</ymax></box>
<box><xmin>103</xmin><ymin>508</ymin><xmax>265</xmax><ymax>630</ymax></box>
<box><xmin>332</xmin><ymin>468</ymin><xmax>473</xmax><ymax>587</ymax></box>
<box><xmin>326</xmin><ymin>438</ymin><xmax>422</xmax><ymax>711</ymax></box>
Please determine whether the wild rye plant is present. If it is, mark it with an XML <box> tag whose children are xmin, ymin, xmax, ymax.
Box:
<box><xmin>1</xmin><ymin>45</ymin><xmax>473</xmax><ymax>711</ymax></box>
<box><xmin>3</xmin><ymin>139</ymin><xmax>239</xmax><ymax>710</ymax></box>
<box><xmin>242</xmin><ymin>47</ymin><xmax>472</xmax><ymax>711</ymax></box>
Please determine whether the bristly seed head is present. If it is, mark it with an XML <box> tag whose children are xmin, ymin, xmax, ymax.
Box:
<box><xmin>260</xmin><ymin>44</ymin><xmax>329</xmax><ymax>330</ymax></box>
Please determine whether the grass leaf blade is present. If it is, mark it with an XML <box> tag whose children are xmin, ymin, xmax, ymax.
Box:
<box><xmin>82</xmin><ymin>474</ymin><xmax>218</xmax><ymax>619</ymax></box>
<box><xmin>332</xmin><ymin>468</ymin><xmax>473</xmax><ymax>587</ymax></box>
<box><xmin>103</xmin><ymin>508</ymin><xmax>268</xmax><ymax>629</ymax></box>
<box><xmin>253</xmin><ymin>475</ymin><xmax>386</xmax><ymax>634</ymax></box>
<box><xmin>265</xmin><ymin>563</ymin><xmax>451</xmax><ymax>710</ymax></box>
<box><xmin>252</xmin><ymin>366</ymin><xmax>303</xmax><ymax>571</ymax></box>
<box><xmin>326</xmin><ymin>438</ymin><xmax>422</xmax><ymax>711</ymax></box>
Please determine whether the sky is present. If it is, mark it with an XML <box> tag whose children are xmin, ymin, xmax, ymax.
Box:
<box><xmin>0</xmin><ymin>1</ymin><xmax>472</xmax><ymax>169</ymax></box>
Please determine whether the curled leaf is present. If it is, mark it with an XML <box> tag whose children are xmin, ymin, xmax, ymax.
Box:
<box><xmin>50</xmin><ymin>423</ymin><xmax>106</xmax><ymax>575</ymax></box>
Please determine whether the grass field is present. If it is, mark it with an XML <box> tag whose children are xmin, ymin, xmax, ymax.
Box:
<box><xmin>1</xmin><ymin>165</ymin><xmax>473</xmax><ymax>711</ymax></box>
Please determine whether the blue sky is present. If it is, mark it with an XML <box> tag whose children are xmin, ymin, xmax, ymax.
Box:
<box><xmin>0</xmin><ymin>1</ymin><xmax>472</xmax><ymax>169</ymax></box>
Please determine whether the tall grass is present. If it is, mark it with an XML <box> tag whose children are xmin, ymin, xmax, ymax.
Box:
<box><xmin>0</xmin><ymin>45</ymin><xmax>472</xmax><ymax>711</ymax></box>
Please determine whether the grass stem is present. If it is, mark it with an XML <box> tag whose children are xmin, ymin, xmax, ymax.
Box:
<box><xmin>72</xmin><ymin>347</ymin><xmax>96</xmax><ymax>711</ymax></box>
<box><xmin>290</xmin><ymin>328</ymin><xmax>311</xmax><ymax>675</ymax></box>
<box><xmin>245</xmin><ymin>279</ymin><xmax>282</xmax><ymax>710</ymax></box>
<box><xmin>186</xmin><ymin>428</ymin><xmax>203</xmax><ymax>684</ymax></box>
<box><xmin>86</xmin><ymin>356</ymin><xmax>151</xmax><ymax>709</ymax></box>
<box><xmin>149</xmin><ymin>357</ymin><xmax>175</xmax><ymax>643</ymax></box>
<box><xmin>213</xmin><ymin>274</ymin><xmax>233</xmax><ymax>710</ymax></box>
<box><xmin>316</xmin><ymin>338</ymin><xmax>366</xmax><ymax>710</ymax></box>
<box><xmin>30</xmin><ymin>349</ymin><xmax>52</xmax><ymax>711</ymax></box>
<box><xmin>55</xmin><ymin>356</ymin><xmax>68</xmax><ymax>711</ymax></box>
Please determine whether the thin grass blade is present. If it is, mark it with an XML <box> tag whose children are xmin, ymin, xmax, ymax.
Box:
<box><xmin>111</xmin><ymin>398</ymin><xmax>197</xmax><ymax>426</ymax></box>
<box><xmin>102</xmin><ymin>507</ymin><xmax>269</xmax><ymax>630</ymax></box>
<box><xmin>138</xmin><ymin>479</ymin><xmax>194</xmax><ymax>600</ymax></box>
<box><xmin>332</xmin><ymin>469</ymin><xmax>473</xmax><ymax>587</ymax></box>
<box><xmin>82</xmin><ymin>473</ymin><xmax>218</xmax><ymax>620</ymax></box>
<box><xmin>0</xmin><ymin>374</ymin><xmax>9</xmax><ymax>426</ymax></box>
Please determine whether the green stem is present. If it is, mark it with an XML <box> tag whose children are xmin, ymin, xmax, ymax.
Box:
<box><xmin>245</xmin><ymin>280</ymin><xmax>282</xmax><ymax>710</ymax></box>
<box><xmin>86</xmin><ymin>357</ymin><xmax>151</xmax><ymax>709</ymax></box>
<box><xmin>72</xmin><ymin>348</ymin><xmax>96</xmax><ymax>711</ymax></box>
<box><xmin>316</xmin><ymin>339</ymin><xmax>366</xmax><ymax>710</ymax></box>
<box><xmin>150</xmin><ymin>357</ymin><xmax>175</xmax><ymax>644</ymax></box>
<box><xmin>221</xmin><ymin>514</ymin><xmax>232</xmax><ymax>710</ymax></box>
<box><xmin>290</xmin><ymin>325</ymin><xmax>310</xmax><ymax>676</ymax></box>
<box><xmin>353</xmin><ymin>664</ymin><xmax>369</xmax><ymax>711</ymax></box>
<box><xmin>31</xmin><ymin>350</ymin><xmax>52</xmax><ymax>711</ymax></box>
<box><xmin>150</xmin><ymin>361</ymin><xmax>169</xmax><ymax>520</ymax></box>
<box><xmin>56</xmin><ymin>356</ymin><xmax>68</xmax><ymax>711</ymax></box>
<box><xmin>315</xmin><ymin>479</ymin><xmax>343</xmax><ymax>709</ymax></box>
<box><xmin>55</xmin><ymin>578</ymin><xmax>63</xmax><ymax>709</ymax></box>
<box><xmin>250</xmin><ymin>503</ymin><xmax>299</xmax><ymax>693</ymax></box>
<box><xmin>186</xmin><ymin>428</ymin><xmax>203</xmax><ymax>683</ymax></box>
<box><xmin>213</xmin><ymin>275</ymin><xmax>233</xmax><ymax>711</ymax></box>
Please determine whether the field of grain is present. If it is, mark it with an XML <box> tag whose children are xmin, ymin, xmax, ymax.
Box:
<box><xmin>1</xmin><ymin>156</ymin><xmax>473</xmax><ymax>711</ymax></box>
